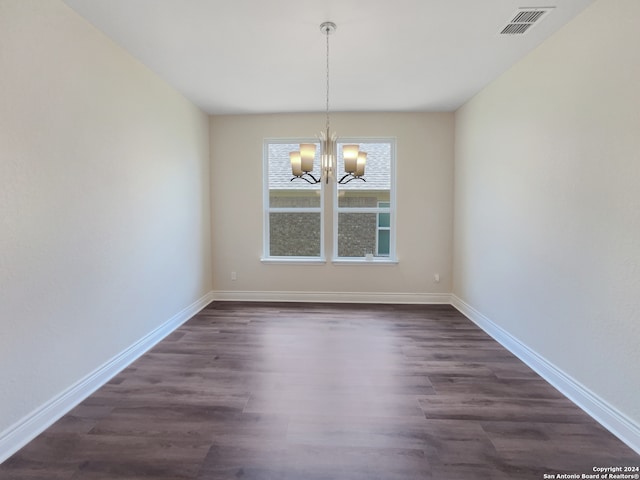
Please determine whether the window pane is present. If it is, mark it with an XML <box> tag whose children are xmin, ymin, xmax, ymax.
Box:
<box><xmin>337</xmin><ymin>212</ymin><xmax>377</xmax><ymax>257</ymax></box>
<box><xmin>268</xmin><ymin>142</ymin><xmax>320</xmax><ymax>209</ymax></box>
<box><xmin>377</xmin><ymin>229</ymin><xmax>390</xmax><ymax>256</ymax></box>
<box><xmin>269</xmin><ymin>212</ymin><xmax>321</xmax><ymax>257</ymax></box>
<box><xmin>378</xmin><ymin>212</ymin><xmax>390</xmax><ymax>228</ymax></box>
<box><xmin>337</xmin><ymin>142</ymin><xmax>391</xmax><ymax>208</ymax></box>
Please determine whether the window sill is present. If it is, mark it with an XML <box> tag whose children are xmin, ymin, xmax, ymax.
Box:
<box><xmin>331</xmin><ymin>258</ymin><xmax>399</xmax><ymax>265</ymax></box>
<box><xmin>261</xmin><ymin>257</ymin><xmax>327</xmax><ymax>265</ymax></box>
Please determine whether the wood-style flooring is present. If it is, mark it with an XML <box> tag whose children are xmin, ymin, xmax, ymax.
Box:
<box><xmin>1</xmin><ymin>302</ymin><xmax>637</xmax><ymax>479</ymax></box>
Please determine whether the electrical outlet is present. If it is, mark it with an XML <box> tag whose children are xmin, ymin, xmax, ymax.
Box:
<box><xmin>434</xmin><ymin>273</ymin><xmax>440</xmax><ymax>283</ymax></box>
<box><xmin>231</xmin><ymin>271</ymin><xmax>237</xmax><ymax>281</ymax></box>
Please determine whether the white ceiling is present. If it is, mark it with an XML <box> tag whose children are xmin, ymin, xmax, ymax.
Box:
<box><xmin>62</xmin><ymin>0</ymin><xmax>595</xmax><ymax>115</ymax></box>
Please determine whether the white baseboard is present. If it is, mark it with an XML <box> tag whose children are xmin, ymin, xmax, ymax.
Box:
<box><xmin>0</xmin><ymin>291</ymin><xmax>215</xmax><ymax>464</ymax></box>
<box><xmin>451</xmin><ymin>294</ymin><xmax>640</xmax><ymax>456</ymax></box>
<box><xmin>212</xmin><ymin>290</ymin><xmax>452</xmax><ymax>304</ymax></box>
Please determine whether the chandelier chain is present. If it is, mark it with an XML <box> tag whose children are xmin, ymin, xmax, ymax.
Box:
<box><xmin>325</xmin><ymin>25</ymin><xmax>330</xmax><ymax>132</ymax></box>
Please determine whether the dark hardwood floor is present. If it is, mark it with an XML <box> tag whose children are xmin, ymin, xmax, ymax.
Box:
<box><xmin>1</xmin><ymin>302</ymin><xmax>637</xmax><ymax>479</ymax></box>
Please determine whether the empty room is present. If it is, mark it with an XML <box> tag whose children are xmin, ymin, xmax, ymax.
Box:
<box><xmin>0</xmin><ymin>0</ymin><xmax>638</xmax><ymax>478</ymax></box>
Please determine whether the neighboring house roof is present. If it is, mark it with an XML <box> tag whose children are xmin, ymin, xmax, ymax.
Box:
<box><xmin>268</xmin><ymin>142</ymin><xmax>391</xmax><ymax>191</ymax></box>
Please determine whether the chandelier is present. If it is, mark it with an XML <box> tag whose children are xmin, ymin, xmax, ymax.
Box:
<box><xmin>289</xmin><ymin>22</ymin><xmax>367</xmax><ymax>185</ymax></box>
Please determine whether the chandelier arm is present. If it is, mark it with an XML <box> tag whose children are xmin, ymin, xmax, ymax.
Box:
<box><xmin>337</xmin><ymin>173</ymin><xmax>352</xmax><ymax>184</ymax></box>
<box><xmin>291</xmin><ymin>175</ymin><xmax>318</xmax><ymax>185</ymax></box>
<box><xmin>338</xmin><ymin>175</ymin><xmax>367</xmax><ymax>184</ymax></box>
<box><xmin>304</xmin><ymin>172</ymin><xmax>320</xmax><ymax>183</ymax></box>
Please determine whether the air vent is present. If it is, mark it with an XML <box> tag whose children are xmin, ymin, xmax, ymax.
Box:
<box><xmin>500</xmin><ymin>7</ymin><xmax>554</xmax><ymax>35</ymax></box>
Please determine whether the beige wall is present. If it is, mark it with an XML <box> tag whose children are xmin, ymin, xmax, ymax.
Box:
<box><xmin>0</xmin><ymin>0</ymin><xmax>212</xmax><ymax>436</ymax></box>
<box><xmin>211</xmin><ymin>112</ymin><xmax>454</xmax><ymax>299</ymax></box>
<box><xmin>454</xmin><ymin>0</ymin><xmax>640</xmax><ymax>426</ymax></box>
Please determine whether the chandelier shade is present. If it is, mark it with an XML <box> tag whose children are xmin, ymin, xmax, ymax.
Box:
<box><xmin>300</xmin><ymin>143</ymin><xmax>316</xmax><ymax>172</ymax></box>
<box><xmin>343</xmin><ymin>145</ymin><xmax>359</xmax><ymax>173</ymax></box>
<box><xmin>356</xmin><ymin>152</ymin><xmax>367</xmax><ymax>177</ymax></box>
<box><xmin>289</xmin><ymin>152</ymin><xmax>302</xmax><ymax>177</ymax></box>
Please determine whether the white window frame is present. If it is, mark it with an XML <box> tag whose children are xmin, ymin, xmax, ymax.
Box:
<box><xmin>332</xmin><ymin>138</ymin><xmax>397</xmax><ymax>264</ymax></box>
<box><xmin>261</xmin><ymin>138</ymin><xmax>325</xmax><ymax>264</ymax></box>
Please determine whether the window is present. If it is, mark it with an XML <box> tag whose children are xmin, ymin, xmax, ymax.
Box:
<box><xmin>263</xmin><ymin>140</ymin><xmax>323</xmax><ymax>260</ymax></box>
<box><xmin>334</xmin><ymin>140</ymin><xmax>395</xmax><ymax>261</ymax></box>
<box><xmin>263</xmin><ymin>138</ymin><xmax>395</xmax><ymax>262</ymax></box>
